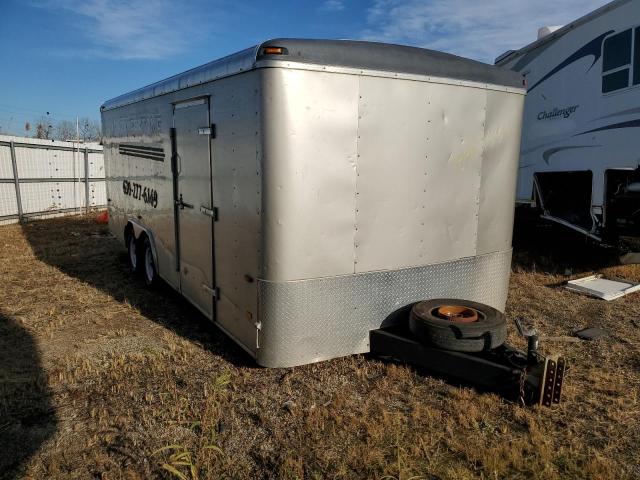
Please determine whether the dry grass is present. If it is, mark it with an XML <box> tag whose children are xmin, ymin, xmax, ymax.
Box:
<box><xmin>1</xmin><ymin>215</ymin><xmax>639</xmax><ymax>479</ymax></box>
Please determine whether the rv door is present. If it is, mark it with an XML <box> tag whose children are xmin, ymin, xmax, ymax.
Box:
<box><xmin>172</xmin><ymin>97</ymin><xmax>216</xmax><ymax>319</ymax></box>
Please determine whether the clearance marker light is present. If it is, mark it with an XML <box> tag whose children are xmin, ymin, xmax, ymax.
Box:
<box><xmin>263</xmin><ymin>46</ymin><xmax>285</xmax><ymax>55</ymax></box>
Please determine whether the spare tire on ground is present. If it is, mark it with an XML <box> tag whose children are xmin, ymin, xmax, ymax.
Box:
<box><xmin>409</xmin><ymin>299</ymin><xmax>507</xmax><ymax>352</ymax></box>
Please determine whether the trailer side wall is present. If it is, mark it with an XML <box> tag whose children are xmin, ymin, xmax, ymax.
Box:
<box><xmin>102</xmin><ymin>71</ymin><xmax>262</xmax><ymax>354</ymax></box>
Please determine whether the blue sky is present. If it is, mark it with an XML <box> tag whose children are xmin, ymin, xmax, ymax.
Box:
<box><xmin>0</xmin><ymin>0</ymin><xmax>608</xmax><ymax>136</ymax></box>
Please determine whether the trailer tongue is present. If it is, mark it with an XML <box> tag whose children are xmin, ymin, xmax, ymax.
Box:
<box><xmin>370</xmin><ymin>300</ymin><xmax>565</xmax><ymax>407</ymax></box>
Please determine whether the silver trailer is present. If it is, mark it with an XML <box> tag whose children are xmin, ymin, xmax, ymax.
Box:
<box><xmin>496</xmin><ymin>0</ymin><xmax>640</xmax><ymax>241</ymax></box>
<box><xmin>101</xmin><ymin>39</ymin><xmax>525</xmax><ymax>368</ymax></box>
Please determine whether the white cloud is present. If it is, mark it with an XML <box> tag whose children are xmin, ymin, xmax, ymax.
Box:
<box><xmin>320</xmin><ymin>0</ymin><xmax>346</xmax><ymax>12</ymax></box>
<box><xmin>362</xmin><ymin>0</ymin><xmax>611</xmax><ymax>63</ymax></box>
<box><xmin>34</xmin><ymin>0</ymin><xmax>219</xmax><ymax>60</ymax></box>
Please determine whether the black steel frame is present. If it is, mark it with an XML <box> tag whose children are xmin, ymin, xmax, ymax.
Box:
<box><xmin>370</xmin><ymin>323</ymin><xmax>564</xmax><ymax>406</ymax></box>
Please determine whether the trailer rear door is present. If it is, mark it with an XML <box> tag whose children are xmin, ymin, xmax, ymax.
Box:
<box><xmin>172</xmin><ymin>97</ymin><xmax>215</xmax><ymax>319</ymax></box>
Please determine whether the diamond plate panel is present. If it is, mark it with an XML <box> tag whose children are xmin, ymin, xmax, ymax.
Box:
<box><xmin>257</xmin><ymin>249</ymin><xmax>512</xmax><ymax>367</ymax></box>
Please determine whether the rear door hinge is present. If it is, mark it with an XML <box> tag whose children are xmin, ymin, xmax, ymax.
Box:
<box><xmin>202</xmin><ymin>284</ymin><xmax>220</xmax><ymax>300</ymax></box>
<box><xmin>200</xmin><ymin>205</ymin><xmax>218</xmax><ymax>221</ymax></box>
<box><xmin>198</xmin><ymin>123</ymin><xmax>216</xmax><ymax>139</ymax></box>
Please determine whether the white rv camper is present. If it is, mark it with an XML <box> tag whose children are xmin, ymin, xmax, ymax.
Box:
<box><xmin>101</xmin><ymin>39</ymin><xmax>525</xmax><ymax>368</ymax></box>
<box><xmin>496</xmin><ymin>0</ymin><xmax>640</xmax><ymax>241</ymax></box>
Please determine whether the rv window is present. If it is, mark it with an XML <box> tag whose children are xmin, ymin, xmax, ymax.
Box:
<box><xmin>602</xmin><ymin>29</ymin><xmax>632</xmax><ymax>94</ymax></box>
<box><xmin>603</xmin><ymin>70</ymin><xmax>631</xmax><ymax>93</ymax></box>
<box><xmin>602</xmin><ymin>29</ymin><xmax>632</xmax><ymax>72</ymax></box>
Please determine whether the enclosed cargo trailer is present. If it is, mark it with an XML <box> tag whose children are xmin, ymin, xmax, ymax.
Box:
<box><xmin>101</xmin><ymin>39</ymin><xmax>526</xmax><ymax>368</ymax></box>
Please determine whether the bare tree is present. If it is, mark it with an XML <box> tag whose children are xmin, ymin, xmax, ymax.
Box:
<box><xmin>35</xmin><ymin>123</ymin><xmax>48</xmax><ymax>139</ymax></box>
<box><xmin>56</xmin><ymin>120</ymin><xmax>76</xmax><ymax>141</ymax></box>
<box><xmin>33</xmin><ymin>116</ymin><xmax>52</xmax><ymax>139</ymax></box>
<box><xmin>28</xmin><ymin>116</ymin><xmax>101</xmax><ymax>142</ymax></box>
<box><xmin>78</xmin><ymin>117</ymin><xmax>101</xmax><ymax>142</ymax></box>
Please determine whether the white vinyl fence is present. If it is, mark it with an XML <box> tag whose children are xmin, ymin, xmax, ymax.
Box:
<box><xmin>0</xmin><ymin>135</ymin><xmax>106</xmax><ymax>225</ymax></box>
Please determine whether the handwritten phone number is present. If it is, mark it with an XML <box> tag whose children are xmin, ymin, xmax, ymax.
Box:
<box><xmin>122</xmin><ymin>180</ymin><xmax>158</xmax><ymax>208</ymax></box>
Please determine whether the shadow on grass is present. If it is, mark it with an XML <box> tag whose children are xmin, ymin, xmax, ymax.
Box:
<box><xmin>0</xmin><ymin>311</ymin><xmax>57</xmax><ymax>480</ymax></box>
<box><xmin>19</xmin><ymin>217</ymin><xmax>254</xmax><ymax>368</ymax></box>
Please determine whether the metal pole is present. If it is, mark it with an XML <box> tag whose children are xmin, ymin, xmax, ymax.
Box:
<box><xmin>84</xmin><ymin>147</ymin><xmax>90</xmax><ymax>214</ymax></box>
<box><xmin>9</xmin><ymin>141</ymin><xmax>24</xmax><ymax>223</ymax></box>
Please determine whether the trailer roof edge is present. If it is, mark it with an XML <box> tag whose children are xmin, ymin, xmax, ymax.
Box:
<box><xmin>101</xmin><ymin>39</ymin><xmax>523</xmax><ymax>112</ymax></box>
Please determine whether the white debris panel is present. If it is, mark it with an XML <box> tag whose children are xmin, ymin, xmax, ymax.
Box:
<box><xmin>566</xmin><ymin>274</ymin><xmax>640</xmax><ymax>301</ymax></box>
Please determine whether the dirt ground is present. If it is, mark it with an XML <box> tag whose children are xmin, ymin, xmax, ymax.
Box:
<box><xmin>1</xmin><ymin>215</ymin><xmax>639</xmax><ymax>480</ymax></box>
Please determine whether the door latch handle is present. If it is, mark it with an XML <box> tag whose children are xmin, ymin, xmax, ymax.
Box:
<box><xmin>177</xmin><ymin>194</ymin><xmax>194</xmax><ymax>209</ymax></box>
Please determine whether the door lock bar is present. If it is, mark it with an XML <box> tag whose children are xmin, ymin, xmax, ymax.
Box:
<box><xmin>202</xmin><ymin>283</ymin><xmax>220</xmax><ymax>300</ymax></box>
<box><xmin>177</xmin><ymin>194</ymin><xmax>193</xmax><ymax>209</ymax></box>
<box><xmin>200</xmin><ymin>205</ymin><xmax>218</xmax><ymax>220</ymax></box>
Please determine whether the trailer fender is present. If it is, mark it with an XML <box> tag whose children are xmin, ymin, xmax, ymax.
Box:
<box><xmin>125</xmin><ymin>219</ymin><xmax>159</xmax><ymax>275</ymax></box>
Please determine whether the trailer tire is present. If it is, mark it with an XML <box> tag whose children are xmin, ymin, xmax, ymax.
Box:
<box><xmin>141</xmin><ymin>236</ymin><xmax>157</xmax><ymax>287</ymax></box>
<box><xmin>126</xmin><ymin>231</ymin><xmax>140</xmax><ymax>274</ymax></box>
<box><xmin>409</xmin><ymin>299</ymin><xmax>506</xmax><ymax>352</ymax></box>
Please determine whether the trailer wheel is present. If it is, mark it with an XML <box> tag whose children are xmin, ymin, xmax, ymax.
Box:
<box><xmin>126</xmin><ymin>232</ymin><xmax>140</xmax><ymax>274</ymax></box>
<box><xmin>409</xmin><ymin>299</ymin><xmax>506</xmax><ymax>352</ymax></box>
<box><xmin>142</xmin><ymin>236</ymin><xmax>157</xmax><ymax>287</ymax></box>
